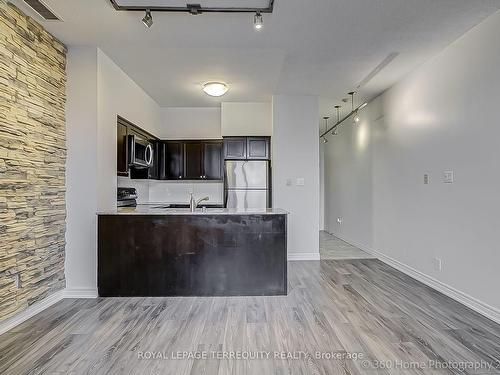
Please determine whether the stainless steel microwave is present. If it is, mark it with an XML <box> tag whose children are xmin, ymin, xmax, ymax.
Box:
<box><xmin>129</xmin><ymin>134</ymin><xmax>153</xmax><ymax>169</ymax></box>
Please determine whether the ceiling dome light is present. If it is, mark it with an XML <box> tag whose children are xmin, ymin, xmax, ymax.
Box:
<box><xmin>202</xmin><ymin>82</ymin><xmax>229</xmax><ymax>97</ymax></box>
<box><xmin>142</xmin><ymin>9</ymin><xmax>153</xmax><ymax>28</ymax></box>
<box><xmin>254</xmin><ymin>12</ymin><xmax>263</xmax><ymax>30</ymax></box>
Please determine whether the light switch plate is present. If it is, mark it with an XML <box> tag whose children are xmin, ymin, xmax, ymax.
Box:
<box><xmin>424</xmin><ymin>174</ymin><xmax>429</xmax><ymax>185</ymax></box>
<box><xmin>443</xmin><ymin>170</ymin><xmax>454</xmax><ymax>184</ymax></box>
<box><xmin>296</xmin><ymin>178</ymin><xmax>305</xmax><ymax>186</ymax></box>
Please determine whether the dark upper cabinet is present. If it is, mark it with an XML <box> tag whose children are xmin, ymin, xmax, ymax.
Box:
<box><xmin>223</xmin><ymin>137</ymin><xmax>247</xmax><ymax>160</ymax></box>
<box><xmin>149</xmin><ymin>141</ymin><xmax>160</xmax><ymax>180</ymax></box>
<box><xmin>158</xmin><ymin>140</ymin><xmax>223</xmax><ymax>181</ymax></box>
<box><xmin>117</xmin><ymin>121</ymin><xmax>129</xmax><ymax>176</ymax></box>
<box><xmin>117</xmin><ymin>116</ymin><xmax>157</xmax><ymax>178</ymax></box>
<box><xmin>223</xmin><ymin>137</ymin><xmax>270</xmax><ymax>160</ymax></box>
<box><xmin>164</xmin><ymin>141</ymin><xmax>184</xmax><ymax>180</ymax></box>
<box><xmin>247</xmin><ymin>137</ymin><xmax>270</xmax><ymax>160</ymax></box>
<box><xmin>203</xmin><ymin>141</ymin><xmax>223</xmax><ymax>180</ymax></box>
<box><xmin>183</xmin><ymin>141</ymin><xmax>203</xmax><ymax>180</ymax></box>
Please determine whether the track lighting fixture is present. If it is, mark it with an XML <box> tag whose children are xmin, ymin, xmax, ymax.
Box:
<box><xmin>348</xmin><ymin>91</ymin><xmax>360</xmax><ymax>125</ymax></box>
<box><xmin>348</xmin><ymin>92</ymin><xmax>356</xmax><ymax>110</ymax></box>
<box><xmin>334</xmin><ymin>105</ymin><xmax>341</xmax><ymax>121</ymax></box>
<box><xmin>353</xmin><ymin>112</ymin><xmax>360</xmax><ymax>124</ymax></box>
<box><xmin>333</xmin><ymin>105</ymin><xmax>341</xmax><ymax>135</ymax></box>
<box><xmin>254</xmin><ymin>12</ymin><xmax>264</xmax><ymax>30</ymax></box>
<box><xmin>322</xmin><ymin>117</ymin><xmax>329</xmax><ymax>143</ymax></box>
<box><xmin>319</xmin><ymin>91</ymin><xmax>368</xmax><ymax>139</ymax></box>
<box><xmin>142</xmin><ymin>9</ymin><xmax>153</xmax><ymax>28</ymax></box>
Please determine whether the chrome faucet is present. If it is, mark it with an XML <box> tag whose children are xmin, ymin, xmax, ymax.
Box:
<box><xmin>189</xmin><ymin>194</ymin><xmax>209</xmax><ymax>212</ymax></box>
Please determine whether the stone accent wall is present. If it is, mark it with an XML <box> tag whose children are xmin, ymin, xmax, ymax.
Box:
<box><xmin>0</xmin><ymin>1</ymin><xmax>66</xmax><ymax>321</ymax></box>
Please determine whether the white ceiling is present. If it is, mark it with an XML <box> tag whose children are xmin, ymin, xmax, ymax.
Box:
<box><xmin>13</xmin><ymin>0</ymin><xmax>500</xmax><ymax>117</ymax></box>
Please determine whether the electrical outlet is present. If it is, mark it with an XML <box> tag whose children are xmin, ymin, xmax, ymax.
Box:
<box><xmin>14</xmin><ymin>274</ymin><xmax>21</xmax><ymax>288</ymax></box>
<box><xmin>296</xmin><ymin>178</ymin><xmax>305</xmax><ymax>186</ymax></box>
<box><xmin>434</xmin><ymin>257</ymin><xmax>443</xmax><ymax>272</ymax></box>
<box><xmin>424</xmin><ymin>174</ymin><xmax>429</xmax><ymax>185</ymax></box>
<box><xmin>337</xmin><ymin>217</ymin><xmax>343</xmax><ymax>225</ymax></box>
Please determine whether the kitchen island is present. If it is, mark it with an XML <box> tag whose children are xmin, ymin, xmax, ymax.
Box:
<box><xmin>97</xmin><ymin>207</ymin><xmax>287</xmax><ymax>297</ymax></box>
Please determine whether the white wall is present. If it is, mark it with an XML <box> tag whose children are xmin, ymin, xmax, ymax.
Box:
<box><xmin>324</xmin><ymin>11</ymin><xmax>500</xmax><ymax>317</ymax></box>
<box><xmin>273</xmin><ymin>95</ymin><xmax>320</xmax><ymax>260</ymax></box>
<box><xmin>96</xmin><ymin>49</ymin><xmax>162</xmax><ymax>211</ymax></box>
<box><xmin>222</xmin><ymin>102</ymin><xmax>272</xmax><ymax>136</ymax></box>
<box><xmin>324</xmin><ymin>102</ymin><xmax>373</xmax><ymax>249</ymax></box>
<box><xmin>159</xmin><ymin>107</ymin><xmax>221</xmax><ymax>139</ymax></box>
<box><xmin>319</xmin><ymin>142</ymin><xmax>325</xmax><ymax>231</ymax></box>
<box><xmin>65</xmin><ymin>47</ymin><xmax>98</xmax><ymax>293</ymax></box>
<box><xmin>65</xmin><ymin>48</ymin><xmax>163</xmax><ymax>293</ymax></box>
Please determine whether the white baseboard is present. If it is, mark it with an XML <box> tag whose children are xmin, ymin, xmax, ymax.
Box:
<box><xmin>0</xmin><ymin>287</ymin><xmax>98</xmax><ymax>335</ymax></box>
<box><xmin>331</xmin><ymin>231</ymin><xmax>500</xmax><ymax>325</ymax></box>
<box><xmin>288</xmin><ymin>252</ymin><xmax>320</xmax><ymax>261</ymax></box>
<box><xmin>0</xmin><ymin>289</ymin><xmax>65</xmax><ymax>336</ymax></box>
<box><xmin>64</xmin><ymin>288</ymin><xmax>98</xmax><ymax>299</ymax></box>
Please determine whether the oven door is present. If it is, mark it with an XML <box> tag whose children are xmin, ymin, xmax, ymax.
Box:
<box><xmin>129</xmin><ymin>135</ymin><xmax>153</xmax><ymax>168</ymax></box>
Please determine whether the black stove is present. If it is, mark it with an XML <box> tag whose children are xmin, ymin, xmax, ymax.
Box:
<box><xmin>117</xmin><ymin>187</ymin><xmax>137</xmax><ymax>207</ymax></box>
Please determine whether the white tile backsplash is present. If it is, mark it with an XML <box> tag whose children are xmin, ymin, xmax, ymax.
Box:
<box><xmin>192</xmin><ymin>182</ymin><xmax>224</xmax><ymax>204</ymax></box>
<box><xmin>118</xmin><ymin>177</ymin><xmax>223</xmax><ymax>205</ymax></box>
<box><xmin>149</xmin><ymin>180</ymin><xmax>223</xmax><ymax>204</ymax></box>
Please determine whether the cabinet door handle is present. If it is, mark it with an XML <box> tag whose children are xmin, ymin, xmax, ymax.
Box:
<box><xmin>179</xmin><ymin>175</ymin><xmax>182</xmax><ymax>179</ymax></box>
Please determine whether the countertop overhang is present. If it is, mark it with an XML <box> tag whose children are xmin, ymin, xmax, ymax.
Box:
<box><xmin>97</xmin><ymin>206</ymin><xmax>288</xmax><ymax>216</ymax></box>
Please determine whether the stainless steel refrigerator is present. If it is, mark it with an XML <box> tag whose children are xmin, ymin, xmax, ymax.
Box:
<box><xmin>224</xmin><ymin>160</ymin><xmax>271</xmax><ymax>209</ymax></box>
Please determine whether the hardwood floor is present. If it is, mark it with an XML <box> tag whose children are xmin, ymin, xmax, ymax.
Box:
<box><xmin>320</xmin><ymin>231</ymin><xmax>376</xmax><ymax>260</ymax></box>
<box><xmin>1</xmin><ymin>260</ymin><xmax>499</xmax><ymax>374</ymax></box>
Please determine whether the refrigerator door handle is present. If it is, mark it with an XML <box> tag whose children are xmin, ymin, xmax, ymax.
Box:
<box><xmin>223</xmin><ymin>164</ymin><xmax>228</xmax><ymax>208</ymax></box>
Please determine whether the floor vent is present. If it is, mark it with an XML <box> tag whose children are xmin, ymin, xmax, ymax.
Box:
<box><xmin>23</xmin><ymin>0</ymin><xmax>61</xmax><ymax>20</ymax></box>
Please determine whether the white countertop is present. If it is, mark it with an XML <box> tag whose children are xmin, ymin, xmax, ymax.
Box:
<box><xmin>97</xmin><ymin>205</ymin><xmax>288</xmax><ymax>216</ymax></box>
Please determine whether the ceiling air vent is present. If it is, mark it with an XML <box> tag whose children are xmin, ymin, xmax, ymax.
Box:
<box><xmin>23</xmin><ymin>0</ymin><xmax>61</xmax><ymax>20</ymax></box>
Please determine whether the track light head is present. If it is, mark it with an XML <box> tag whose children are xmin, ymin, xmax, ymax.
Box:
<box><xmin>332</xmin><ymin>128</ymin><xmax>338</xmax><ymax>136</ymax></box>
<box><xmin>254</xmin><ymin>12</ymin><xmax>263</xmax><ymax>30</ymax></box>
<box><xmin>353</xmin><ymin>110</ymin><xmax>360</xmax><ymax>125</ymax></box>
<box><xmin>322</xmin><ymin>137</ymin><xmax>328</xmax><ymax>143</ymax></box>
<box><xmin>142</xmin><ymin>9</ymin><xmax>153</xmax><ymax>28</ymax></box>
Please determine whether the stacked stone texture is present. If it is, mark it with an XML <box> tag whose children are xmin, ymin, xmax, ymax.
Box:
<box><xmin>0</xmin><ymin>1</ymin><xmax>66</xmax><ymax>321</ymax></box>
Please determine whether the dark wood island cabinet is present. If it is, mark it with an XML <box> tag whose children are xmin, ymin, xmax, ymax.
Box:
<box><xmin>97</xmin><ymin>209</ymin><xmax>287</xmax><ymax>297</ymax></box>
